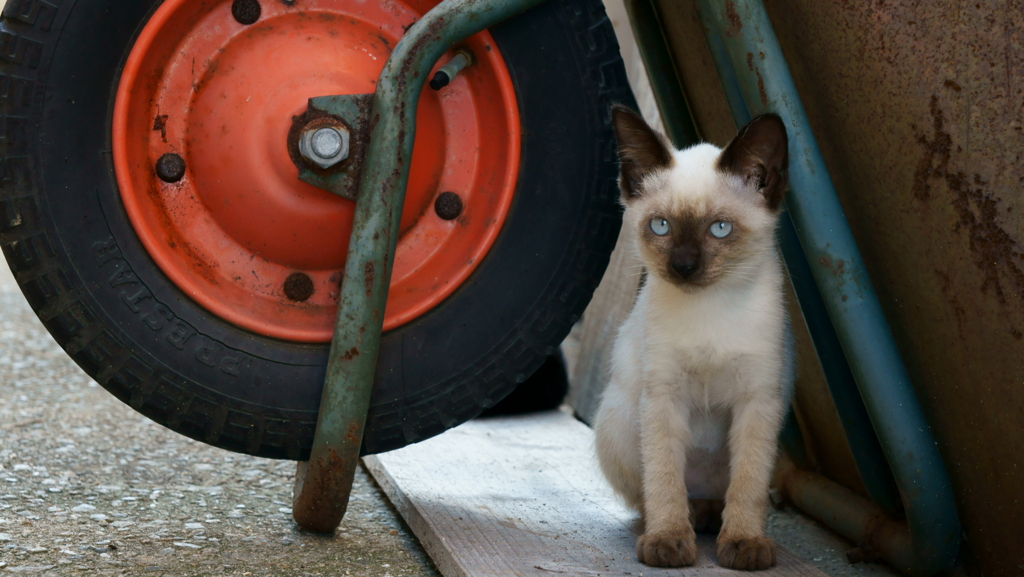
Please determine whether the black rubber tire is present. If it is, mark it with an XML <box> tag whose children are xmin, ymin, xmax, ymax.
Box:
<box><xmin>0</xmin><ymin>0</ymin><xmax>634</xmax><ymax>458</ymax></box>
<box><xmin>479</xmin><ymin>352</ymin><xmax>569</xmax><ymax>418</ymax></box>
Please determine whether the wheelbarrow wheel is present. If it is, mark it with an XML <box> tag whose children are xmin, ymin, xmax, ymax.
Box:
<box><xmin>0</xmin><ymin>0</ymin><xmax>633</xmax><ymax>458</ymax></box>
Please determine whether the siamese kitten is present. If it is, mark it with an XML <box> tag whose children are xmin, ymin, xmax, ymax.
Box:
<box><xmin>594</xmin><ymin>105</ymin><xmax>795</xmax><ymax>570</ymax></box>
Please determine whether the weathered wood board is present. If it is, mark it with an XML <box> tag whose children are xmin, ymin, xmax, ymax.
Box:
<box><xmin>364</xmin><ymin>411</ymin><xmax>826</xmax><ymax>577</ymax></box>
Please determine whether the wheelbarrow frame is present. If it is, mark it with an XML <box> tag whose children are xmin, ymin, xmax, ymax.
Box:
<box><xmin>288</xmin><ymin>0</ymin><xmax>549</xmax><ymax>532</ymax></box>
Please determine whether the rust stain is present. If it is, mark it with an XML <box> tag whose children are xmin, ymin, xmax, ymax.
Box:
<box><xmin>341</xmin><ymin>347</ymin><xmax>359</xmax><ymax>360</ymax></box>
<box><xmin>724</xmin><ymin>0</ymin><xmax>743</xmax><ymax>37</ymax></box>
<box><xmin>153</xmin><ymin>114</ymin><xmax>168</xmax><ymax>142</ymax></box>
<box><xmin>818</xmin><ymin>256</ymin><xmax>849</xmax><ymax>290</ymax></box>
<box><xmin>755</xmin><ymin>68</ymin><xmax>768</xmax><ymax>107</ymax></box>
<box><xmin>193</xmin><ymin>59</ymin><xmax>219</xmax><ymax>94</ymax></box>
<box><xmin>746</xmin><ymin>53</ymin><xmax>768</xmax><ymax>106</ymax></box>
<box><xmin>346</xmin><ymin>422</ymin><xmax>360</xmax><ymax>444</ymax></box>
<box><xmin>364</xmin><ymin>261</ymin><xmax>375</xmax><ymax>296</ymax></box>
<box><xmin>914</xmin><ymin>94</ymin><xmax>1024</xmax><ymax>305</ymax></box>
<box><xmin>292</xmin><ymin>448</ymin><xmax>348</xmax><ymax>533</ymax></box>
<box><xmin>283</xmin><ymin>272</ymin><xmax>314</xmax><ymax>302</ymax></box>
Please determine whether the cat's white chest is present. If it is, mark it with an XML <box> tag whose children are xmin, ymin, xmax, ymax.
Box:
<box><xmin>640</xmin><ymin>291</ymin><xmax>777</xmax><ymax>403</ymax></box>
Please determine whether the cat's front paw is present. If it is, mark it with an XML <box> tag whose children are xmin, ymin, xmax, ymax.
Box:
<box><xmin>636</xmin><ymin>531</ymin><xmax>697</xmax><ymax>567</ymax></box>
<box><xmin>716</xmin><ymin>535</ymin><xmax>777</xmax><ymax>570</ymax></box>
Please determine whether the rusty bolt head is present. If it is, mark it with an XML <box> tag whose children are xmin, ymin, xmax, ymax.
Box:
<box><xmin>299</xmin><ymin>125</ymin><xmax>349</xmax><ymax>170</ymax></box>
<box><xmin>232</xmin><ymin>0</ymin><xmax>261</xmax><ymax>25</ymax></box>
<box><xmin>284</xmin><ymin>272</ymin><xmax>314</xmax><ymax>302</ymax></box>
<box><xmin>155</xmin><ymin>153</ymin><xmax>186</xmax><ymax>183</ymax></box>
<box><xmin>434</xmin><ymin>192</ymin><xmax>463</xmax><ymax>220</ymax></box>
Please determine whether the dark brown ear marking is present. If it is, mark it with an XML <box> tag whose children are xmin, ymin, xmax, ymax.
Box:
<box><xmin>718</xmin><ymin>113</ymin><xmax>789</xmax><ymax>210</ymax></box>
<box><xmin>611</xmin><ymin>103</ymin><xmax>673</xmax><ymax>201</ymax></box>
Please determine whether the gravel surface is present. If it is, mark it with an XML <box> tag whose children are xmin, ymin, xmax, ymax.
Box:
<box><xmin>0</xmin><ymin>261</ymin><xmax>438</xmax><ymax>576</ymax></box>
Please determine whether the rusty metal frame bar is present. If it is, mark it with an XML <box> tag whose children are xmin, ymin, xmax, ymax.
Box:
<box><xmin>691</xmin><ymin>0</ymin><xmax>961</xmax><ymax>575</ymax></box>
<box><xmin>289</xmin><ymin>0</ymin><xmax>548</xmax><ymax>533</ymax></box>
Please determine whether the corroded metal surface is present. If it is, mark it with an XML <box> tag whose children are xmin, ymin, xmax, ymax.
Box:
<box><xmin>656</xmin><ymin>0</ymin><xmax>1023</xmax><ymax>575</ymax></box>
<box><xmin>756</xmin><ymin>2</ymin><xmax>1024</xmax><ymax>576</ymax></box>
<box><xmin>291</xmin><ymin>94</ymin><xmax>374</xmax><ymax>201</ymax></box>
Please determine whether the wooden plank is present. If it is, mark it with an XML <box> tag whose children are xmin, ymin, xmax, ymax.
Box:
<box><xmin>364</xmin><ymin>411</ymin><xmax>826</xmax><ymax>577</ymax></box>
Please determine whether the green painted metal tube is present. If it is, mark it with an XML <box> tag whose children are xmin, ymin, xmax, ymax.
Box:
<box><xmin>776</xmin><ymin>209</ymin><xmax>903</xmax><ymax>518</ymax></box>
<box><xmin>693</xmin><ymin>0</ymin><xmax>960</xmax><ymax>574</ymax></box>
<box><xmin>291</xmin><ymin>0</ymin><xmax>548</xmax><ymax>533</ymax></box>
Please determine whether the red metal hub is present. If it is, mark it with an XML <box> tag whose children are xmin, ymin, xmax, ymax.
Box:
<box><xmin>113</xmin><ymin>0</ymin><xmax>520</xmax><ymax>342</ymax></box>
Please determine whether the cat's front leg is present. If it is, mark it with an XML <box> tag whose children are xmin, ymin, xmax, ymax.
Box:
<box><xmin>636</xmin><ymin>383</ymin><xmax>697</xmax><ymax>567</ymax></box>
<box><xmin>717</xmin><ymin>392</ymin><xmax>785</xmax><ymax>570</ymax></box>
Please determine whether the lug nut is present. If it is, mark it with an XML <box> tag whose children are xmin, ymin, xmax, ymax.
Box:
<box><xmin>284</xmin><ymin>272</ymin><xmax>314</xmax><ymax>302</ymax></box>
<box><xmin>155</xmin><ymin>153</ymin><xmax>186</xmax><ymax>183</ymax></box>
<box><xmin>232</xmin><ymin>0</ymin><xmax>261</xmax><ymax>25</ymax></box>
<box><xmin>299</xmin><ymin>124</ymin><xmax>350</xmax><ymax>170</ymax></box>
<box><xmin>434</xmin><ymin>192</ymin><xmax>463</xmax><ymax>220</ymax></box>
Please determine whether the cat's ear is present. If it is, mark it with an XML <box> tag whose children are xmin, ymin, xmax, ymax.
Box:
<box><xmin>718</xmin><ymin>113</ymin><xmax>789</xmax><ymax>210</ymax></box>
<box><xmin>611</xmin><ymin>104</ymin><xmax>673</xmax><ymax>201</ymax></box>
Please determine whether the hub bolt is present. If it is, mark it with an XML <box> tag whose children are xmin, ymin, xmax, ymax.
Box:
<box><xmin>434</xmin><ymin>192</ymin><xmax>464</xmax><ymax>220</ymax></box>
<box><xmin>299</xmin><ymin>124</ymin><xmax>350</xmax><ymax>170</ymax></box>
<box><xmin>284</xmin><ymin>272</ymin><xmax>314</xmax><ymax>302</ymax></box>
<box><xmin>155</xmin><ymin>153</ymin><xmax>186</xmax><ymax>183</ymax></box>
<box><xmin>232</xmin><ymin>0</ymin><xmax>261</xmax><ymax>25</ymax></box>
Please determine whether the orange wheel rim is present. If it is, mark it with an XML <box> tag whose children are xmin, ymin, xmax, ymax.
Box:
<box><xmin>113</xmin><ymin>0</ymin><xmax>520</xmax><ymax>343</ymax></box>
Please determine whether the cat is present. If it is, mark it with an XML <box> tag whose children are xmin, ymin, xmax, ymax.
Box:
<box><xmin>593</xmin><ymin>104</ymin><xmax>795</xmax><ymax>570</ymax></box>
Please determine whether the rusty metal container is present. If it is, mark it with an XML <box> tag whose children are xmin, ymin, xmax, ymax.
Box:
<box><xmin>640</xmin><ymin>1</ymin><xmax>1024</xmax><ymax>575</ymax></box>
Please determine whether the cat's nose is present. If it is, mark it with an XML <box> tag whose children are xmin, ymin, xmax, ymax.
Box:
<box><xmin>671</xmin><ymin>245</ymin><xmax>700</xmax><ymax>279</ymax></box>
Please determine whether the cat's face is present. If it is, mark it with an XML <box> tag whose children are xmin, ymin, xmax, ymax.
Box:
<box><xmin>611</xmin><ymin>106</ymin><xmax>789</xmax><ymax>290</ymax></box>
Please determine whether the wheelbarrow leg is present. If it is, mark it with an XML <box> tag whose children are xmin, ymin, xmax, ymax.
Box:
<box><xmin>291</xmin><ymin>0</ymin><xmax>549</xmax><ymax>533</ymax></box>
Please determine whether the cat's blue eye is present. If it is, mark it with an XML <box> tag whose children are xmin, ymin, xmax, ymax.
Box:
<box><xmin>649</xmin><ymin>218</ymin><xmax>670</xmax><ymax>236</ymax></box>
<box><xmin>709</xmin><ymin>221</ymin><xmax>733</xmax><ymax>238</ymax></box>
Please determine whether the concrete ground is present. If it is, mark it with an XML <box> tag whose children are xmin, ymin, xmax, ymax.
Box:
<box><xmin>0</xmin><ymin>261</ymin><xmax>438</xmax><ymax>576</ymax></box>
<box><xmin>0</xmin><ymin>259</ymin><xmax>900</xmax><ymax>577</ymax></box>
